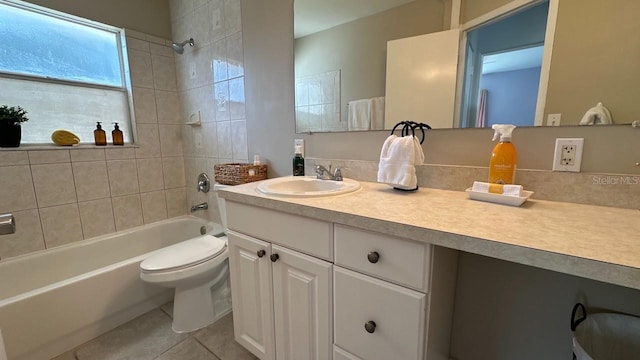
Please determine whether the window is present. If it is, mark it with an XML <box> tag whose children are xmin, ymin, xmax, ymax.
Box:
<box><xmin>0</xmin><ymin>0</ymin><xmax>134</xmax><ymax>145</ymax></box>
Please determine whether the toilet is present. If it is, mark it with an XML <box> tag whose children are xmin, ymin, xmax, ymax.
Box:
<box><xmin>140</xmin><ymin>183</ymin><xmax>231</xmax><ymax>332</ymax></box>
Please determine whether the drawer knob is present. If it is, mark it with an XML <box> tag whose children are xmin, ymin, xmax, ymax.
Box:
<box><xmin>257</xmin><ymin>249</ymin><xmax>266</xmax><ymax>258</ymax></box>
<box><xmin>364</xmin><ymin>320</ymin><xmax>376</xmax><ymax>333</ymax></box>
<box><xmin>270</xmin><ymin>253</ymin><xmax>280</xmax><ymax>262</ymax></box>
<box><xmin>367</xmin><ymin>251</ymin><xmax>380</xmax><ymax>264</ymax></box>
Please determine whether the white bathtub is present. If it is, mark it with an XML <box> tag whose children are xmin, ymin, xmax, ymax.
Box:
<box><xmin>0</xmin><ymin>216</ymin><xmax>221</xmax><ymax>360</ymax></box>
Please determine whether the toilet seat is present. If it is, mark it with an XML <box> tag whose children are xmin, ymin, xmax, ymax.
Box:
<box><xmin>141</xmin><ymin>234</ymin><xmax>227</xmax><ymax>273</ymax></box>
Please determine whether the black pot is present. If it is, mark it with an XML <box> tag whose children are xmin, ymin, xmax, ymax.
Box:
<box><xmin>0</xmin><ymin>123</ymin><xmax>22</xmax><ymax>147</ymax></box>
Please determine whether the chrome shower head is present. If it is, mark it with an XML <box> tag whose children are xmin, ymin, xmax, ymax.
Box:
<box><xmin>171</xmin><ymin>38</ymin><xmax>194</xmax><ymax>54</ymax></box>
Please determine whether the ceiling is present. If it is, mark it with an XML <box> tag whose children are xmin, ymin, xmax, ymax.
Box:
<box><xmin>482</xmin><ymin>45</ymin><xmax>544</xmax><ymax>74</ymax></box>
<box><xmin>294</xmin><ymin>0</ymin><xmax>415</xmax><ymax>38</ymax></box>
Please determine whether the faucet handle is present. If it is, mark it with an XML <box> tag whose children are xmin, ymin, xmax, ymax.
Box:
<box><xmin>333</xmin><ymin>167</ymin><xmax>343</xmax><ymax>181</ymax></box>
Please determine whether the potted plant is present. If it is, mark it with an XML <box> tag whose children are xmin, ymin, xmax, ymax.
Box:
<box><xmin>0</xmin><ymin>105</ymin><xmax>29</xmax><ymax>147</ymax></box>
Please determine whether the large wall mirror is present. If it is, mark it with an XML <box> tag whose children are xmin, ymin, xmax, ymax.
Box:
<box><xmin>294</xmin><ymin>0</ymin><xmax>640</xmax><ymax>133</ymax></box>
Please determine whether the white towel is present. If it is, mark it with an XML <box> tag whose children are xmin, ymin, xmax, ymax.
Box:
<box><xmin>370</xmin><ymin>96</ymin><xmax>385</xmax><ymax>130</ymax></box>
<box><xmin>377</xmin><ymin>135</ymin><xmax>422</xmax><ymax>189</ymax></box>
<box><xmin>472</xmin><ymin>181</ymin><xmax>523</xmax><ymax>197</ymax></box>
<box><xmin>579</xmin><ymin>102</ymin><xmax>612</xmax><ymax>125</ymax></box>
<box><xmin>348</xmin><ymin>99</ymin><xmax>372</xmax><ymax>130</ymax></box>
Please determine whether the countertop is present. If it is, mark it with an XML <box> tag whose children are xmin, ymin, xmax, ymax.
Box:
<box><xmin>219</xmin><ymin>180</ymin><xmax>640</xmax><ymax>290</ymax></box>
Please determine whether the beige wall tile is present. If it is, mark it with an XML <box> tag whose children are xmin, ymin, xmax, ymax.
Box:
<box><xmin>137</xmin><ymin>158</ymin><xmax>165</xmax><ymax>192</ymax></box>
<box><xmin>228</xmin><ymin>77</ymin><xmax>246</xmax><ymax>120</ymax></box>
<box><xmin>73</xmin><ymin>161</ymin><xmax>111</xmax><ymax>201</ymax></box>
<box><xmin>212</xmin><ymin>38</ymin><xmax>228</xmax><ymax>83</ymax></box>
<box><xmin>129</xmin><ymin>49</ymin><xmax>154</xmax><ymax>88</ymax></box>
<box><xmin>202</xmin><ymin>122</ymin><xmax>219</xmax><ymax>158</ymax></box>
<box><xmin>163</xmin><ymin>157</ymin><xmax>186</xmax><ymax>189</ymax></box>
<box><xmin>125</xmin><ymin>36</ymin><xmax>150</xmax><ymax>52</ymax></box>
<box><xmin>150</xmin><ymin>42</ymin><xmax>173</xmax><ymax>57</ymax></box>
<box><xmin>105</xmin><ymin>147</ymin><xmax>137</xmax><ymax>160</ymax></box>
<box><xmin>107</xmin><ymin>160</ymin><xmax>140</xmax><ymax>196</ymax></box>
<box><xmin>133</xmin><ymin>87</ymin><xmax>158</xmax><ymax>124</ymax></box>
<box><xmin>216</xmin><ymin>121</ymin><xmax>232</xmax><ymax>159</ymax></box>
<box><xmin>224</xmin><ymin>0</ymin><xmax>242</xmax><ymax>36</ymax></box>
<box><xmin>159</xmin><ymin>125</ymin><xmax>184</xmax><ymax>157</ymax></box>
<box><xmin>188</xmin><ymin>44</ymin><xmax>214</xmax><ymax>89</ymax></box>
<box><xmin>152</xmin><ymin>54</ymin><xmax>178</xmax><ymax>91</ymax></box>
<box><xmin>156</xmin><ymin>90</ymin><xmax>181</xmax><ymax>124</ymax></box>
<box><xmin>70</xmin><ymin>149</ymin><xmax>105</xmax><ymax>162</ymax></box>
<box><xmin>124</xmin><ymin>28</ymin><xmax>147</xmax><ymax>41</ymax></box>
<box><xmin>141</xmin><ymin>191</ymin><xmax>168</xmax><ymax>224</ymax></box>
<box><xmin>78</xmin><ymin>198</ymin><xmax>116</xmax><ymax>239</ymax></box>
<box><xmin>166</xmin><ymin>187</ymin><xmax>187</xmax><ymax>218</ymax></box>
<box><xmin>226</xmin><ymin>31</ymin><xmax>244</xmax><ymax>79</ymax></box>
<box><xmin>135</xmin><ymin>124</ymin><xmax>162</xmax><ymax>159</ymax></box>
<box><xmin>182</xmin><ymin>125</ymin><xmax>196</xmax><ymax>156</ymax></box>
<box><xmin>231</xmin><ymin>120</ymin><xmax>248</xmax><ymax>161</ymax></box>
<box><xmin>0</xmin><ymin>165</ymin><xmax>37</xmax><ymax>213</ymax></box>
<box><xmin>0</xmin><ymin>151</ymin><xmax>28</xmax><ymax>166</ymax></box>
<box><xmin>40</xmin><ymin>204</ymin><xmax>83</xmax><ymax>248</ymax></box>
<box><xmin>214</xmin><ymin>81</ymin><xmax>230</xmax><ymax>121</ymax></box>
<box><xmin>31</xmin><ymin>163</ymin><xmax>77</xmax><ymax>208</ymax></box>
<box><xmin>28</xmin><ymin>150</ymin><xmax>70</xmax><ymax>164</ymax></box>
<box><xmin>0</xmin><ymin>209</ymin><xmax>44</xmax><ymax>259</ymax></box>
<box><xmin>112</xmin><ymin>194</ymin><xmax>144</xmax><ymax>231</ymax></box>
<box><xmin>147</xmin><ymin>34</ymin><xmax>169</xmax><ymax>47</ymax></box>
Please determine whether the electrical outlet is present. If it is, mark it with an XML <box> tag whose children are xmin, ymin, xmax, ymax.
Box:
<box><xmin>552</xmin><ymin>138</ymin><xmax>584</xmax><ymax>172</ymax></box>
<box><xmin>294</xmin><ymin>139</ymin><xmax>305</xmax><ymax>157</ymax></box>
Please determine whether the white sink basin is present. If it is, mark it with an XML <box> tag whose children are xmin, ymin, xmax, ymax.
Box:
<box><xmin>256</xmin><ymin>176</ymin><xmax>361</xmax><ymax>197</ymax></box>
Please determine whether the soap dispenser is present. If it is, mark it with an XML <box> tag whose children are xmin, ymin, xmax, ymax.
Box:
<box><xmin>293</xmin><ymin>145</ymin><xmax>305</xmax><ymax>176</ymax></box>
<box><xmin>94</xmin><ymin>122</ymin><xmax>106</xmax><ymax>146</ymax></box>
<box><xmin>111</xmin><ymin>122</ymin><xmax>124</xmax><ymax>145</ymax></box>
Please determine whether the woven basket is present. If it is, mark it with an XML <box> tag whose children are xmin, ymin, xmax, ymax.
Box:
<box><xmin>214</xmin><ymin>163</ymin><xmax>268</xmax><ymax>185</ymax></box>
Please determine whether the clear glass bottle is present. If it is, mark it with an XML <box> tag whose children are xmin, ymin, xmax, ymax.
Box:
<box><xmin>94</xmin><ymin>122</ymin><xmax>106</xmax><ymax>146</ymax></box>
<box><xmin>111</xmin><ymin>122</ymin><xmax>124</xmax><ymax>145</ymax></box>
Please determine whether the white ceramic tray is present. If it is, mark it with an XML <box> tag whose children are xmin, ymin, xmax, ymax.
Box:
<box><xmin>465</xmin><ymin>188</ymin><xmax>534</xmax><ymax>207</ymax></box>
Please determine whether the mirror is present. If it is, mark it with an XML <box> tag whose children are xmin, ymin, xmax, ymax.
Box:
<box><xmin>294</xmin><ymin>0</ymin><xmax>639</xmax><ymax>133</ymax></box>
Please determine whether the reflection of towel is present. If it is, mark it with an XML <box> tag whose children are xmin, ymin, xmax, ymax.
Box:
<box><xmin>579</xmin><ymin>102</ymin><xmax>612</xmax><ymax>125</ymax></box>
<box><xmin>377</xmin><ymin>135</ymin><xmax>423</xmax><ymax>189</ymax></box>
<box><xmin>348</xmin><ymin>99</ymin><xmax>372</xmax><ymax>130</ymax></box>
<box><xmin>371</xmin><ymin>96</ymin><xmax>385</xmax><ymax>130</ymax></box>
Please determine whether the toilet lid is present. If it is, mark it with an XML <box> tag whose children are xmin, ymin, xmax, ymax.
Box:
<box><xmin>140</xmin><ymin>234</ymin><xmax>227</xmax><ymax>272</ymax></box>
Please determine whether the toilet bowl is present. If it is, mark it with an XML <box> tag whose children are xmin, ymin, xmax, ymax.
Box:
<box><xmin>140</xmin><ymin>183</ymin><xmax>232</xmax><ymax>332</ymax></box>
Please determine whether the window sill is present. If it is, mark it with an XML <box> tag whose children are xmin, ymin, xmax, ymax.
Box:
<box><xmin>0</xmin><ymin>144</ymin><xmax>139</xmax><ymax>151</ymax></box>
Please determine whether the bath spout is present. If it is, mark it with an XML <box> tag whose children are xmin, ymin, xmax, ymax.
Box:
<box><xmin>190</xmin><ymin>202</ymin><xmax>208</xmax><ymax>212</ymax></box>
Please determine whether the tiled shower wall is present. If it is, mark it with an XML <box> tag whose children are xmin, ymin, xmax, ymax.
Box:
<box><xmin>169</xmin><ymin>0</ymin><xmax>248</xmax><ymax>224</ymax></box>
<box><xmin>0</xmin><ymin>32</ymin><xmax>188</xmax><ymax>260</ymax></box>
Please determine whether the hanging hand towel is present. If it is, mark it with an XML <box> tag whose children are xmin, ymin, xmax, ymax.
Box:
<box><xmin>370</xmin><ymin>96</ymin><xmax>385</xmax><ymax>130</ymax></box>
<box><xmin>579</xmin><ymin>102</ymin><xmax>612</xmax><ymax>125</ymax></box>
<box><xmin>348</xmin><ymin>99</ymin><xmax>372</xmax><ymax>130</ymax></box>
<box><xmin>377</xmin><ymin>135</ymin><xmax>419</xmax><ymax>189</ymax></box>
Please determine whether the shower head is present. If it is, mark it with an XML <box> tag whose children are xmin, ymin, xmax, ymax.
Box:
<box><xmin>171</xmin><ymin>38</ymin><xmax>194</xmax><ymax>54</ymax></box>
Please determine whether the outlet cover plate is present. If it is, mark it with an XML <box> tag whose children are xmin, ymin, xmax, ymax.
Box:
<box><xmin>552</xmin><ymin>138</ymin><xmax>584</xmax><ymax>172</ymax></box>
<box><xmin>294</xmin><ymin>138</ymin><xmax>305</xmax><ymax>157</ymax></box>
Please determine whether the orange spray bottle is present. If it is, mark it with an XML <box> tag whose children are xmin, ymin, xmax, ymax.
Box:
<box><xmin>489</xmin><ymin>124</ymin><xmax>517</xmax><ymax>184</ymax></box>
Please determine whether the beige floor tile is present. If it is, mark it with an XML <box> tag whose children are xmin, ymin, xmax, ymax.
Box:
<box><xmin>74</xmin><ymin>309</ymin><xmax>187</xmax><ymax>360</ymax></box>
<box><xmin>155</xmin><ymin>338</ymin><xmax>219</xmax><ymax>360</ymax></box>
<box><xmin>193</xmin><ymin>314</ymin><xmax>258</xmax><ymax>360</ymax></box>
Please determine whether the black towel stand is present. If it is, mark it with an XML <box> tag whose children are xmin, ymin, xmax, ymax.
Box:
<box><xmin>387</xmin><ymin>121</ymin><xmax>431</xmax><ymax>192</ymax></box>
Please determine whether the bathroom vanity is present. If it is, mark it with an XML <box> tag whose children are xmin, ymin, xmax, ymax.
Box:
<box><xmin>220</xmin><ymin>180</ymin><xmax>640</xmax><ymax>360</ymax></box>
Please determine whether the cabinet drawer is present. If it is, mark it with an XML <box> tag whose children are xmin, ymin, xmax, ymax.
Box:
<box><xmin>333</xmin><ymin>345</ymin><xmax>362</xmax><ymax>360</ymax></box>
<box><xmin>334</xmin><ymin>267</ymin><xmax>426</xmax><ymax>360</ymax></box>
<box><xmin>227</xmin><ymin>201</ymin><xmax>333</xmax><ymax>260</ymax></box>
<box><xmin>334</xmin><ymin>224</ymin><xmax>431</xmax><ymax>291</ymax></box>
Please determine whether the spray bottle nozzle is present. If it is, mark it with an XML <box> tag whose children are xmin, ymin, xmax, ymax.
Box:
<box><xmin>492</xmin><ymin>124</ymin><xmax>516</xmax><ymax>142</ymax></box>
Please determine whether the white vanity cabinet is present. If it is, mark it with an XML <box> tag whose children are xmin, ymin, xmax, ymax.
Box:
<box><xmin>226</xmin><ymin>202</ymin><xmax>333</xmax><ymax>360</ymax></box>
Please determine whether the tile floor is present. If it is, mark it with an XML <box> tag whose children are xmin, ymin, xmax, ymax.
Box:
<box><xmin>53</xmin><ymin>303</ymin><xmax>257</xmax><ymax>360</ymax></box>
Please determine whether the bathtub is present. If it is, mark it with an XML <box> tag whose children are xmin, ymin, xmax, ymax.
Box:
<box><xmin>0</xmin><ymin>216</ymin><xmax>221</xmax><ymax>360</ymax></box>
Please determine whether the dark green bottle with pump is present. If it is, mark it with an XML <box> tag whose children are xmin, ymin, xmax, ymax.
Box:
<box><xmin>293</xmin><ymin>145</ymin><xmax>304</xmax><ymax>176</ymax></box>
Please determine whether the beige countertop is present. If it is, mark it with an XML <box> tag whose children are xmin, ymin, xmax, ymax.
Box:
<box><xmin>220</xmin><ymin>180</ymin><xmax>640</xmax><ymax>290</ymax></box>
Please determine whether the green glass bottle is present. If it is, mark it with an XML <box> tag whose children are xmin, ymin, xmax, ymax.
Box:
<box><xmin>293</xmin><ymin>145</ymin><xmax>305</xmax><ymax>176</ymax></box>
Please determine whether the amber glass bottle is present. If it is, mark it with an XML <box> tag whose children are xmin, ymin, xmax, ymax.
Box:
<box><xmin>94</xmin><ymin>122</ymin><xmax>106</xmax><ymax>146</ymax></box>
<box><xmin>112</xmin><ymin>123</ymin><xmax>124</xmax><ymax>145</ymax></box>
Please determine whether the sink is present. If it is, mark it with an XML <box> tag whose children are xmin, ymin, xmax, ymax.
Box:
<box><xmin>256</xmin><ymin>176</ymin><xmax>361</xmax><ymax>197</ymax></box>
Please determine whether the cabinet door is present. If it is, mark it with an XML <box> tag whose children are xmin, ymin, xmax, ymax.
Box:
<box><xmin>228</xmin><ymin>230</ymin><xmax>275</xmax><ymax>360</ymax></box>
<box><xmin>271</xmin><ymin>244</ymin><xmax>332</xmax><ymax>360</ymax></box>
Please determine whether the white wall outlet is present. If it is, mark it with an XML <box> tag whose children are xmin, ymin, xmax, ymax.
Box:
<box><xmin>547</xmin><ymin>113</ymin><xmax>561</xmax><ymax>126</ymax></box>
<box><xmin>552</xmin><ymin>138</ymin><xmax>584</xmax><ymax>172</ymax></box>
<box><xmin>294</xmin><ymin>138</ymin><xmax>305</xmax><ymax>157</ymax></box>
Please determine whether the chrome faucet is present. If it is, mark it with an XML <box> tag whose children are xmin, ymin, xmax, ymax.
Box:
<box><xmin>314</xmin><ymin>165</ymin><xmax>343</xmax><ymax>181</ymax></box>
<box><xmin>190</xmin><ymin>202</ymin><xmax>208</xmax><ymax>212</ymax></box>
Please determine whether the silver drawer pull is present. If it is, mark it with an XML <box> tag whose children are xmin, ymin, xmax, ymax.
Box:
<box><xmin>364</xmin><ymin>320</ymin><xmax>376</xmax><ymax>333</ymax></box>
<box><xmin>367</xmin><ymin>251</ymin><xmax>379</xmax><ymax>263</ymax></box>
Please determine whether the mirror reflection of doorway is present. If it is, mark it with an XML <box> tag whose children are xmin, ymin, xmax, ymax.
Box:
<box><xmin>460</xmin><ymin>1</ymin><xmax>549</xmax><ymax>128</ymax></box>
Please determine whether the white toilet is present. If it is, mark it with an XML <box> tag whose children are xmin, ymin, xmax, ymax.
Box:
<box><xmin>140</xmin><ymin>183</ymin><xmax>231</xmax><ymax>332</ymax></box>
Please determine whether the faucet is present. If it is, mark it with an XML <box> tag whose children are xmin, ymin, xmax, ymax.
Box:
<box><xmin>314</xmin><ymin>165</ymin><xmax>343</xmax><ymax>181</ymax></box>
<box><xmin>190</xmin><ymin>202</ymin><xmax>208</xmax><ymax>212</ymax></box>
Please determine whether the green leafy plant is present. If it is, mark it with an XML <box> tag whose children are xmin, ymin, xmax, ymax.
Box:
<box><xmin>0</xmin><ymin>105</ymin><xmax>29</xmax><ymax>125</ymax></box>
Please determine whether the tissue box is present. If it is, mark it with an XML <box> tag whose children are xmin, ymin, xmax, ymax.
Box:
<box><xmin>214</xmin><ymin>163</ymin><xmax>267</xmax><ymax>185</ymax></box>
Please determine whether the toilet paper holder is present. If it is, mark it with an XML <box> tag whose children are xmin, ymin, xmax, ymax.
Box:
<box><xmin>0</xmin><ymin>213</ymin><xmax>15</xmax><ymax>235</ymax></box>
